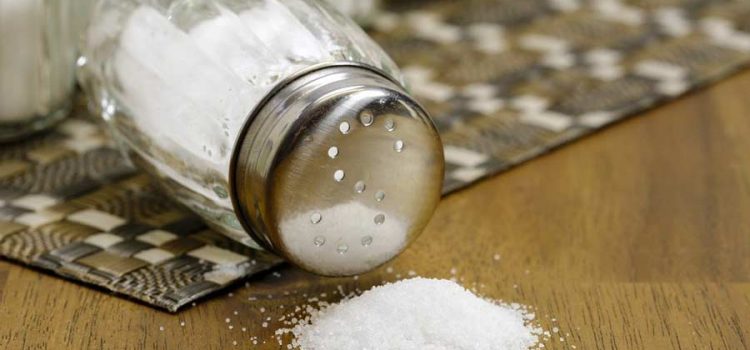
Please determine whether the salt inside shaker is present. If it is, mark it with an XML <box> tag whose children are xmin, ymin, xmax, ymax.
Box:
<box><xmin>81</xmin><ymin>0</ymin><xmax>444</xmax><ymax>276</ymax></box>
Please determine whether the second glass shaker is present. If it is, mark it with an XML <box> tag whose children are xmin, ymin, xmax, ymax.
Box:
<box><xmin>0</xmin><ymin>0</ymin><xmax>95</xmax><ymax>141</ymax></box>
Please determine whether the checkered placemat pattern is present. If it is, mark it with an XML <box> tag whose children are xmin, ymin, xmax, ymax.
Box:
<box><xmin>0</xmin><ymin>113</ymin><xmax>281</xmax><ymax>311</ymax></box>
<box><xmin>370</xmin><ymin>0</ymin><xmax>750</xmax><ymax>192</ymax></box>
<box><xmin>2</xmin><ymin>0</ymin><xmax>750</xmax><ymax>311</ymax></box>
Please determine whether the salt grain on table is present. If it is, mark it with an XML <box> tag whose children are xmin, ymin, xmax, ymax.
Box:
<box><xmin>284</xmin><ymin>278</ymin><xmax>542</xmax><ymax>350</ymax></box>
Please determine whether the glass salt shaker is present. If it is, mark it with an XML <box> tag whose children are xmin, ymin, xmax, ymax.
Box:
<box><xmin>0</xmin><ymin>0</ymin><xmax>94</xmax><ymax>141</ymax></box>
<box><xmin>80</xmin><ymin>0</ymin><xmax>444</xmax><ymax>276</ymax></box>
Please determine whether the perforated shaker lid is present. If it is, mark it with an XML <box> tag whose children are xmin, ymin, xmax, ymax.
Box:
<box><xmin>232</xmin><ymin>64</ymin><xmax>444</xmax><ymax>276</ymax></box>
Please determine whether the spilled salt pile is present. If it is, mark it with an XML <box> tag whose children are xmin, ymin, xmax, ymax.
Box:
<box><xmin>286</xmin><ymin>278</ymin><xmax>541</xmax><ymax>350</ymax></box>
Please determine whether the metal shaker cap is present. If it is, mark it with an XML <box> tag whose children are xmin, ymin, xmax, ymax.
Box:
<box><xmin>231</xmin><ymin>64</ymin><xmax>444</xmax><ymax>276</ymax></box>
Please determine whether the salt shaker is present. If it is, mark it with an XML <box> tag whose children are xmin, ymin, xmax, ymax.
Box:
<box><xmin>0</xmin><ymin>0</ymin><xmax>94</xmax><ymax>141</ymax></box>
<box><xmin>80</xmin><ymin>0</ymin><xmax>443</xmax><ymax>276</ymax></box>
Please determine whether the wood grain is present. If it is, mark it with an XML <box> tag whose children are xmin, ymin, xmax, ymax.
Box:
<box><xmin>2</xmin><ymin>70</ymin><xmax>750</xmax><ymax>349</ymax></box>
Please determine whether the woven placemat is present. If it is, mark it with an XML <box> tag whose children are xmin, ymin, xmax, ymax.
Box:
<box><xmin>2</xmin><ymin>0</ymin><xmax>750</xmax><ymax>312</ymax></box>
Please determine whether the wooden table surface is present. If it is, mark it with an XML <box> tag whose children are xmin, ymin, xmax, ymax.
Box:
<box><xmin>3</xmin><ymin>70</ymin><xmax>750</xmax><ymax>349</ymax></box>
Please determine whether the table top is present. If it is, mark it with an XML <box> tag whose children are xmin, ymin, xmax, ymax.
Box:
<box><xmin>2</xmin><ymin>70</ymin><xmax>750</xmax><ymax>349</ymax></box>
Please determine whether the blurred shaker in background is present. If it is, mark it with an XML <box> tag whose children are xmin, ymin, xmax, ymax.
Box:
<box><xmin>0</xmin><ymin>0</ymin><xmax>94</xmax><ymax>141</ymax></box>
<box><xmin>81</xmin><ymin>0</ymin><xmax>444</xmax><ymax>276</ymax></box>
<box><xmin>327</xmin><ymin>0</ymin><xmax>381</xmax><ymax>26</ymax></box>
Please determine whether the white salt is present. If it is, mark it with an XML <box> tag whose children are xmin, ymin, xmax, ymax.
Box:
<box><xmin>104</xmin><ymin>3</ymin><xmax>336</xmax><ymax>202</ymax></box>
<box><xmin>288</xmin><ymin>278</ymin><xmax>541</xmax><ymax>350</ymax></box>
